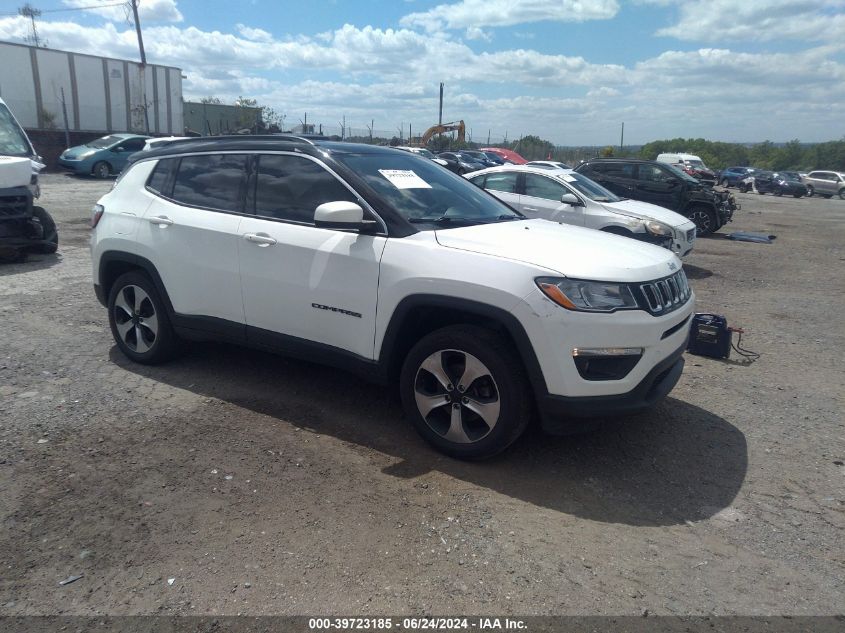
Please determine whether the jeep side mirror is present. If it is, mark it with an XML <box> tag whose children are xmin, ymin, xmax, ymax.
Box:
<box><xmin>560</xmin><ymin>193</ymin><xmax>582</xmax><ymax>206</ymax></box>
<box><xmin>314</xmin><ymin>201</ymin><xmax>378</xmax><ymax>233</ymax></box>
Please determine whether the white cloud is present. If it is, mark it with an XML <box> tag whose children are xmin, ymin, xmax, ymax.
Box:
<box><xmin>236</xmin><ymin>24</ymin><xmax>274</xmax><ymax>43</ymax></box>
<box><xmin>653</xmin><ymin>0</ymin><xmax>845</xmax><ymax>42</ymax></box>
<box><xmin>62</xmin><ymin>0</ymin><xmax>183</xmax><ymax>23</ymax></box>
<box><xmin>587</xmin><ymin>86</ymin><xmax>620</xmax><ymax>98</ymax></box>
<box><xmin>400</xmin><ymin>0</ymin><xmax>619</xmax><ymax>32</ymax></box>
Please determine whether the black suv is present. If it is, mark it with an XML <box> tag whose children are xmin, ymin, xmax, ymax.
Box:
<box><xmin>753</xmin><ymin>171</ymin><xmax>808</xmax><ymax>198</ymax></box>
<box><xmin>574</xmin><ymin>159</ymin><xmax>737</xmax><ymax>236</ymax></box>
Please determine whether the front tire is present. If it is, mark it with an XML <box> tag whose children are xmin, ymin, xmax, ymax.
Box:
<box><xmin>108</xmin><ymin>271</ymin><xmax>178</xmax><ymax>364</ymax></box>
<box><xmin>92</xmin><ymin>161</ymin><xmax>111</xmax><ymax>179</ymax></box>
<box><xmin>29</xmin><ymin>206</ymin><xmax>59</xmax><ymax>254</ymax></box>
<box><xmin>688</xmin><ymin>206</ymin><xmax>718</xmax><ymax>236</ymax></box>
<box><xmin>399</xmin><ymin>325</ymin><xmax>531</xmax><ymax>460</ymax></box>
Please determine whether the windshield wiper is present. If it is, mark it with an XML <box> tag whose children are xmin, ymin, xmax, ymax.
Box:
<box><xmin>408</xmin><ymin>216</ymin><xmax>478</xmax><ymax>224</ymax></box>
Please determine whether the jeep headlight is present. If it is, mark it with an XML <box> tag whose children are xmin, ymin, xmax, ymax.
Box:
<box><xmin>536</xmin><ymin>278</ymin><xmax>638</xmax><ymax>312</ymax></box>
<box><xmin>644</xmin><ymin>219</ymin><xmax>673</xmax><ymax>237</ymax></box>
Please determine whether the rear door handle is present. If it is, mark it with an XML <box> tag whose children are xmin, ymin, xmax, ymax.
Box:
<box><xmin>148</xmin><ymin>215</ymin><xmax>173</xmax><ymax>226</ymax></box>
<box><xmin>243</xmin><ymin>233</ymin><xmax>277</xmax><ymax>246</ymax></box>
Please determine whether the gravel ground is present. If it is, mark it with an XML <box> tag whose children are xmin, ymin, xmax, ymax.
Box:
<box><xmin>0</xmin><ymin>173</ymin><xmax>843</xmax><ymax>616</ymax></box>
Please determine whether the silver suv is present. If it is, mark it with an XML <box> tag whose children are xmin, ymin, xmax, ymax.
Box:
<box><xmin>802</xmin><ymin>171</ymin><xmax>845</xmax><ymax>199</ymax></box>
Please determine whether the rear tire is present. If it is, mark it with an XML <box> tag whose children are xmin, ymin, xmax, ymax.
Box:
<box><xmin>399</xmin><ymin>325</ymin><xmax>532</xmax><ymax>460</ymax></box>
<box><xmin>29</xmin><ymin>206</ymin><xmax>59</xmax><ymax>254</ymax></box>
<box><xmin>107</xmin><ymin>271</ymin><xmax>178</xmax><ymax>364</ymax></box>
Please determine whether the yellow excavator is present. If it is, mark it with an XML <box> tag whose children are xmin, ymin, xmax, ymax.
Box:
<box><xmin>420</xmin><ymin>120</ymin><xmax>466</xmax><ymax>146</ymax></box>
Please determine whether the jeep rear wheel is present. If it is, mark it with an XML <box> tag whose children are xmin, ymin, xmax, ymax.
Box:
<box><xmin>688</xmin><ymin>206</ymin><xmax>718</xmax><ymax>237</ymax></box>
<box><xmin>400</xmin><ymin>325</ymin><xmax>531</xmax><ymax>460</ymax></box>
<box><xmin>108</xmin><ymin>271</ymin><xmax>178</xmax><ymax>364</ymax></box>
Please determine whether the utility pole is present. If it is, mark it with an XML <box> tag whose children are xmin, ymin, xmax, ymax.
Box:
<box><xmin>130</xmin><ymin>0</ymin><xmax>150</xmax><ymax>133</ymax></box>
<box><xmin>18</xmin><ymin>4</ymin><xmax>42</xmax><ymax>47</ymax></box>
<box><xmin>620</xmin><ymin>122</ymin><xmax>625</xmax><ymax>153</ymax></box>
<box><xmin>370</xmin><ymin>119</ymin><xmax>374</xmax><ymax>141</ymax></box>
<box><xmin>438</xmin><ymin>82</ymin><xmax>444</xmax><ymax>127</ymax></box>
<box><xmin>60</xmin><ymin>86</ymin><xmax>70</xmax><ymax>148</ymax></box>
<box><xmin>487</xmin><ymin>129</ymin><xmax>491</xmax><ymax>145</ymax></box>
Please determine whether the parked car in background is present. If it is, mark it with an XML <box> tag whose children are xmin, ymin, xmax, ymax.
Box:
<box><xmin>656</xmin><ymin>153</ymin><xmax>717</xmax><ymax>186</ymax></box>
<box><xmin>394</xmin><ymin>146</ymin><xmax>450</xmax><ymax>167</ymax></box>
<box><xmin>480</xmin><ymin>147</ymin><xmax>528</xmax><ymax>164</ymax></box>
<box><xmin>575</xmin><ymin>158</ymin><xmax>736</xmax><ymax>236</ymax></box>
<box><xmin>0</xmin><ymin>96</ymin><xmax>58</xmax><ymax>261</ymax></box>
<box><xmin>528</xmin><ymin>160</ymin><xmax>573</xmax><ymax>170</ymax></box>
<box><xmin>802</xmin><ymin>170</ymin><xmax>845</xmax><ymax>199</ymax></box>
<box><xmin>461</xmin><ymin>150</ymin><xmax>500</xmax><ymax>167</ymax></box>
<box><xmin>467</xmin><ymin>165</ymin><xmax>696</xmax><ymax>257</ymax></box>
<box><xmin>90</xmin><ymin>136</ymin><xmax>693</xmax><ymax>459</ymax></box>
<box><xmin>59</xmin><ymin>133</ymin><xmax>149</xmax><ymax>178</ymax></box>
<box><xmin>480</xmin><ymin>151</ymin><xmax>506</xmax><ymax>165</ymax></box>
<box><xmin>753</xmin><ymin>171</ymin><xmax>808</xmax><ymax>197</ymax></box>
<box><xmin>437</xmin><ymin>151</ymin><xmax>485</xmax><ymax>174</ymax></box>
<box><xmin>141</xmin><ymin>136</ymin><xmax>190</xmax><ymax>152</ymax></box>
<box><xmin>718</xmin><ymin>166</ymin><xmax>756</xmax><ymax>187</ymax></box>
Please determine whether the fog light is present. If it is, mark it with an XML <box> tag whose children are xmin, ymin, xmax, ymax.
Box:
<box><xmin>572</xmin><ymin>347</ymin><xmax>643</xmax><ymax>381</ymax></box>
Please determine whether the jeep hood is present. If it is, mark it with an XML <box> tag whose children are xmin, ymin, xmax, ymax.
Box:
<box><xmin>602</xmin><ymin>199</ymin><xmax>693</xmax><ymax>228</ymax></box>
<box><xmin>435</xmin><ymin>219</ymin><xmax>680</xmax><ymax>282</ymax></box>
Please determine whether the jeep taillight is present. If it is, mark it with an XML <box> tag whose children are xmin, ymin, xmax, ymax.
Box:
<box><xmin>91</xmin><ymin>204</ymin><xmax>104</xmax><ymax>228</ymax></box>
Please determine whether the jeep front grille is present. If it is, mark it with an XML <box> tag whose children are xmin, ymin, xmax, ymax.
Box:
<box><xmin>0</xmin><ymin>194</ymin><xmax>30</xmax><ymax>219</ymax></box>
<box><xmin>638</xmin><ymin>270</ymin><xmax>691</xmax><ymax>315</ymax></box>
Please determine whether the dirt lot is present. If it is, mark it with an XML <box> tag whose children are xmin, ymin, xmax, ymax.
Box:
<box><xmin>1</xmin><ymin>174</ymin><xmax>843</xmax><ymax>616</ymax></box>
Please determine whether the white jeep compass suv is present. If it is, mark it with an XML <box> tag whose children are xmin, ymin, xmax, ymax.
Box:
<box><xmin>91</xmin><ymin>137</ymin><xmax>694</xmax><ymax>459</ymax></box>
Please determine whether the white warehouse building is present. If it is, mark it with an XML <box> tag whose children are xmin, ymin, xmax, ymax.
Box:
<box><xmin>0</xmin><ymin>40</ymin><xmax>183</xmax><ymax>135</ymax></box>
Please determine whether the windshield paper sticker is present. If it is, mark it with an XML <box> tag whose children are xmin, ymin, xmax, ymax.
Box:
<box><xmin>378</xmin><ymin>169</ymin><xmax>432</xmax><ymax>189</ymax></box>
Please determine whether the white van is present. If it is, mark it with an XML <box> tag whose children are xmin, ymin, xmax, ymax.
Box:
<box><xmin>656</xmin><ymin>153</ymin><xmax>716</xmax><ymax>185</ymax></box>
<box><xmin>467</xmin><ymin>165</ymin><xmax>697</xmax><ymax>257</ymax></box>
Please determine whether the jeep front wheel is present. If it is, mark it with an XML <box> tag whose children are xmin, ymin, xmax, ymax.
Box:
<box><xmin>400</xmin><ymin>325</ymin><xmax>531</xmax><ymax>460</ymax></box>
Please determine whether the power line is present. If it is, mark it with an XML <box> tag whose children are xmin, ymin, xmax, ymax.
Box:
<box><xmin>1</xmin><ymin>2</ymin><xmax>127</xmax><ymax>17</ymax></box>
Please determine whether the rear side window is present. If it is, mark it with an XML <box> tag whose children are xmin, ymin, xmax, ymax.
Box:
<box><xmin>146</xmin><ymin>157</ymin><xmax>178</xmax><ymax>196</ymax></box>
<box><xmin>484</xmin><ymin>172</ymin><xmax>518</xmax><ymax>194</ymax></box>
<box><xmin>253</xmin><ymin>154</ymin><xmax>356</xmax><ymax>223</ymax></box>
<box><xmin>172</xmin><ymin>154</ymin><xmax>248</xmax><ymax>211</ymax></box>
<box><xmin>590</xmin><ymin>162</ymin><xmax>634</xmax><ymax>178</ymax></box>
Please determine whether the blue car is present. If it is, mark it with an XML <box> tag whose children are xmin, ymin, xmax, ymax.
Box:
<box><xmin>59</xmin><ymin>133</ymin><xmax>149</xmax><ymax>178</ymax></box>
<box><xmin>718</xmin><ymin>166</ymin><xmax>756</xmax><ymax>187</ymax></box>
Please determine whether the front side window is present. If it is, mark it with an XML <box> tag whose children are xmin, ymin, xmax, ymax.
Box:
<box><xmin>484</xmin><ymin>172</ymin><xmax>518</xmax><ymax>194</ymax></box>
<box><xmin>638</xmin><ymin>165</ymin><xmax>674</xmax><ymax>183</ymax></box>
<box><xmin>172</xmin><ymin>153</ymin><xmax>248</xmax><ymax>211</ymax></box>
<box><xmin>87</xmin><ymin>135</ymin><xmax>124</xmax><ymax>149</ymax></box>
<box><xmin>524</xmin><ymin>173</ymin><xmax>567</xmax><ymax>201</ymax></box>
<box><xmin>253</xmin><ymin>154</ymin><xmax>356</xmax><ymax>223</ymax></box>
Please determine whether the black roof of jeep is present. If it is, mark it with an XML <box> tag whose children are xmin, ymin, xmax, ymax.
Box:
<box><xmin>139</xmin><ymin>135</ymin><xmax>399</xmax><ymax>162</ymax></box>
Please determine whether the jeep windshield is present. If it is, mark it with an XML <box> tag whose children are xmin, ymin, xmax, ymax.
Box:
<box><xmin>86</xmin><ymin>135</ymin><xmax>123</xmax><ymax>149</ymax></box>
<box><xmin>558</xmin><ymin>171</ymin><xmax>622</xmax><ymax>202</ymax></box>
<box><xmin>334</xmin><ymin>152</ymin><xmax>523</xmax><ymax>229</ymax></box>
<box><xmin>0</xmin><ymin>104</ymin><xmax>34</xmax><ymax>157</ymax></box>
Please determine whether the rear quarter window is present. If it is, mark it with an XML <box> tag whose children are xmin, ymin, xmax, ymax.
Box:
<box><xmin>146</xmin><ymin>157</ymin><xmax>178</xmax><ymax>196</ymax></box>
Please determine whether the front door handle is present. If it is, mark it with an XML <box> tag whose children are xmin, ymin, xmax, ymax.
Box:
<box><xmin>243</xmin><ymin>233</ymin><xmax>277</xmax><ymax>246</ymax></box>
<box><xmin>148</xmin><ymin>215</ymin><xmax>173</xmax><ymax>226</ymax></box>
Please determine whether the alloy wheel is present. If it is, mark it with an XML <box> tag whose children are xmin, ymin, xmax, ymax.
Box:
<box><xmin>689</xmin><ymin>209</ymin><xmax>713</xmax><ymax>236</ymax></box>
<box><xmin>413</xmin><ymin>349</ymin><xmax>500</xmax><ymax>444</ymax></box>
<box><xmin>113</xmin><ymin>284</ymin><xmax>159</xmax><ymax>353</ymax></box>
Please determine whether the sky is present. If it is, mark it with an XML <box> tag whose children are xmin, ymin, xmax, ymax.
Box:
<box><xmin>1</xmin><ymin>0</ymin><xmax>844</xmax><ymax>145</ymax></box>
